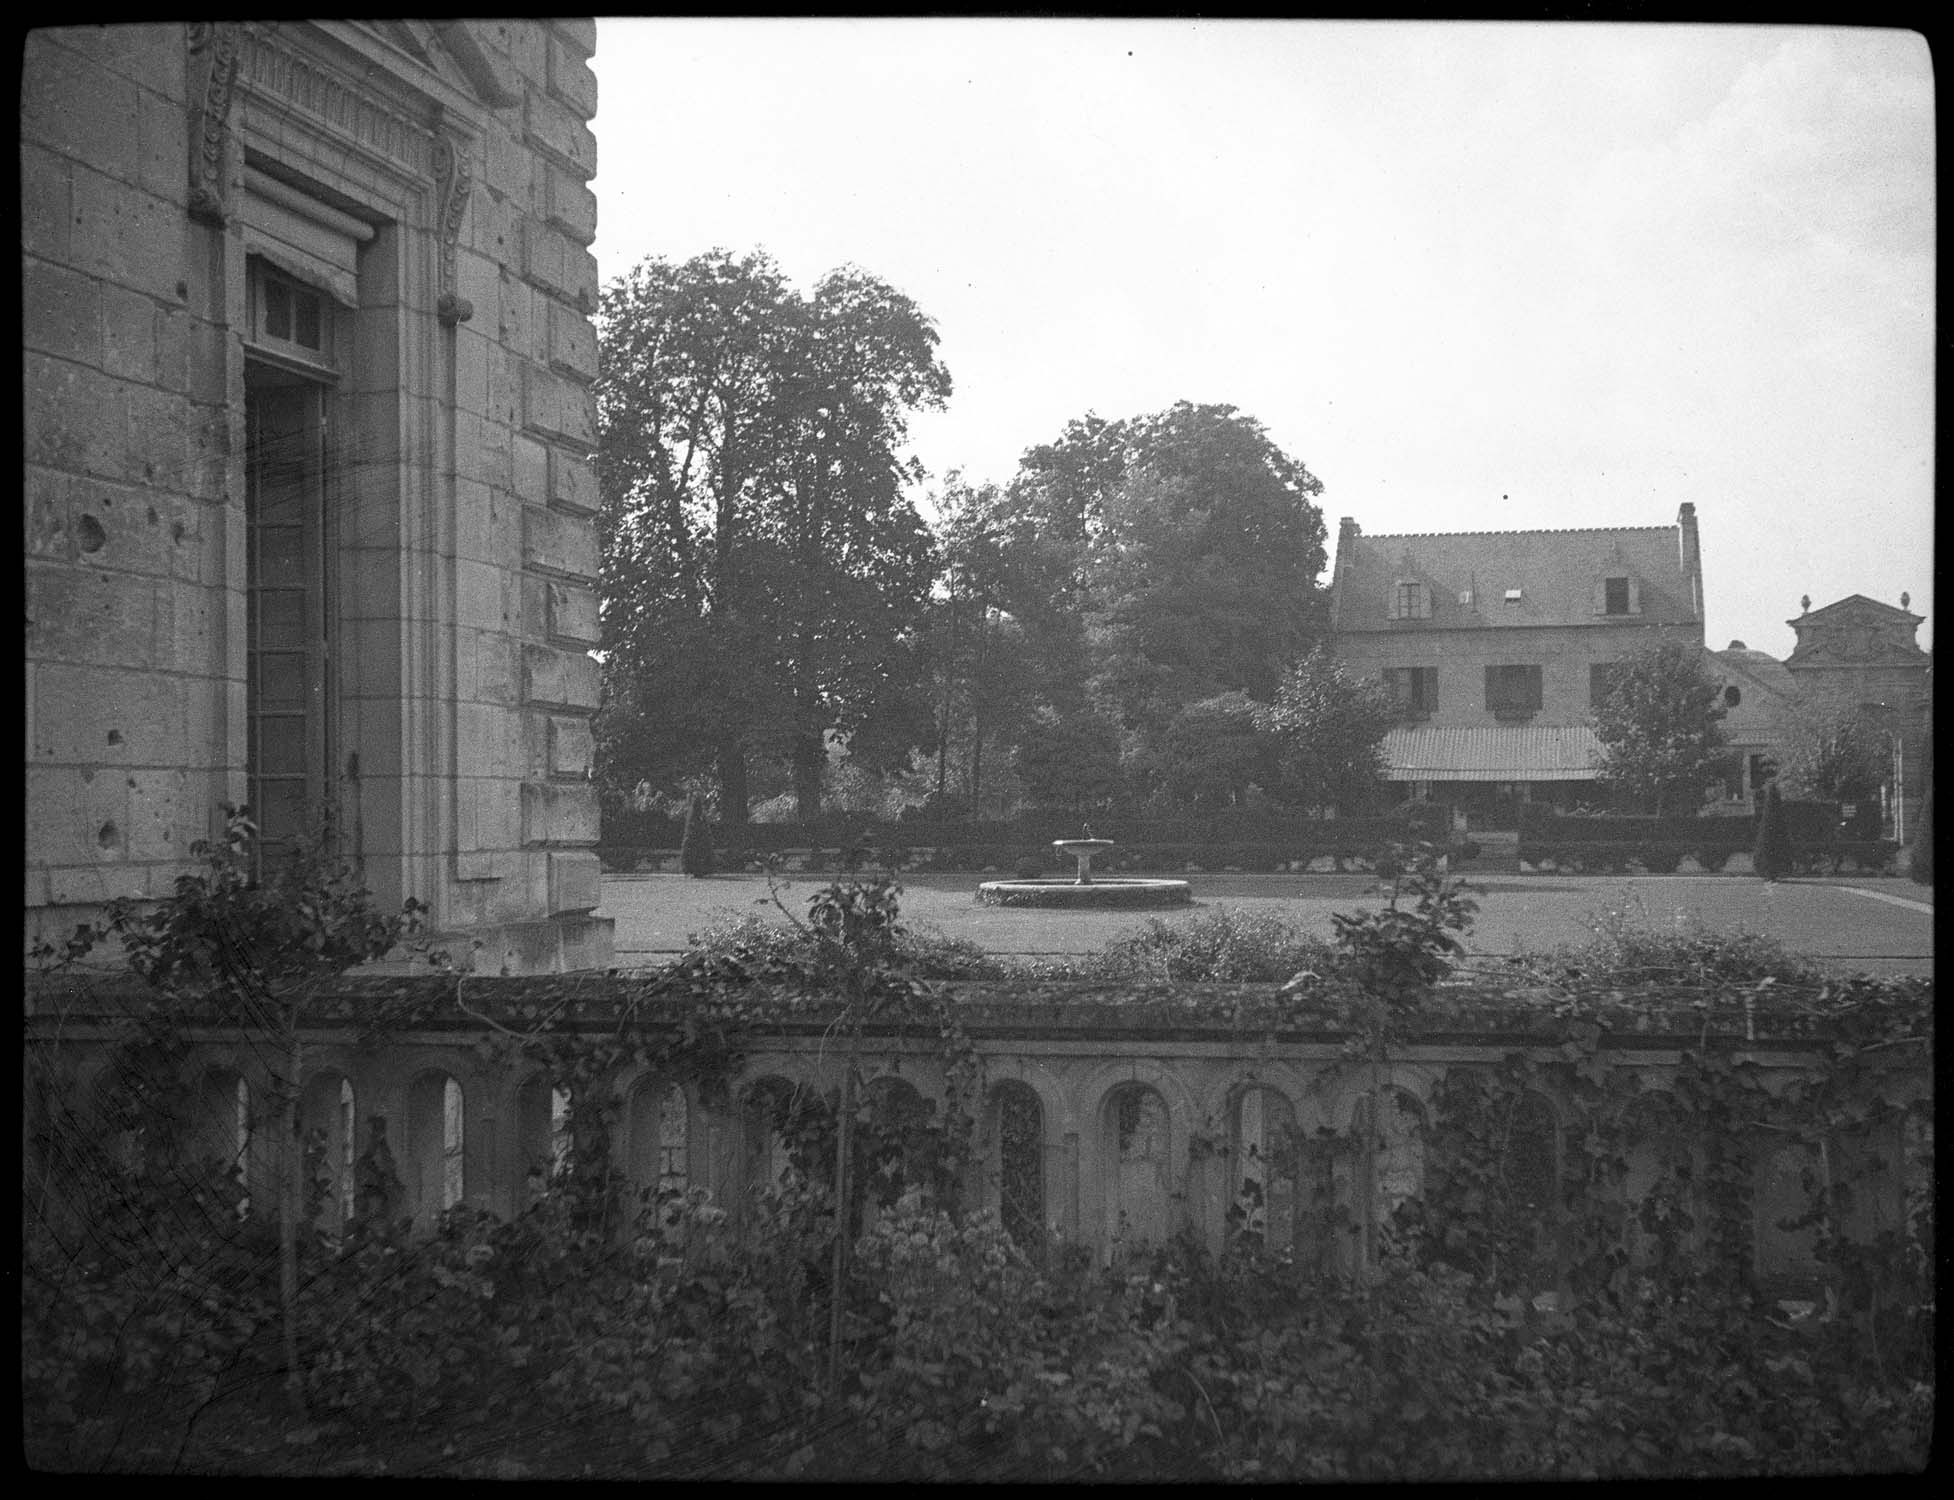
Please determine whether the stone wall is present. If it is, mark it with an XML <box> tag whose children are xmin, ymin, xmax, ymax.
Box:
<box><xmin>23</xmin><ymin>22</ymin><xmax>609</xmax><ymax>972</ymax></box>
<box><xmin>25</xmin><ymin>977</ymin><xmax>1926</xmax><ymax>1286</ymax></box>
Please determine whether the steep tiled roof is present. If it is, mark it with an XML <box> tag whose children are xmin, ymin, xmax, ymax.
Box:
<box><xmin>1381</xmin><ymin>725</ymin><xmax>1602</xmax><ymax>781</ymax></box>
<box><xmin>1333</xmin><ymin>523</ymin><xmax>1695</xmax><ymax>632</ymax></box>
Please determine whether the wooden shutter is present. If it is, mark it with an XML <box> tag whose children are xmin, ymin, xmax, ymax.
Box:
<box><xmin>1593</xmin><ymin>577</ymin><xmax>1608</xmax><ymax>616</ymax></box>
<box><xmin>1628</xmin><ymin>576</ymin><xmax>1642</xmax><ymax>615</ymax></box>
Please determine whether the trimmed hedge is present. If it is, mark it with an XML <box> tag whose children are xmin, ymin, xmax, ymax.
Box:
<box><xmin>1521</xmin><ymin>839</ymin><xmax>1897</xmax><ymax>876</ymax></box>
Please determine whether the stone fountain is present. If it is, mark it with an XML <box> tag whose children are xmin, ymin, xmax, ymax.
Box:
<box><xmin>976</xmin><ymin>828</ymin><xmax>1193</xmax><ymax>909</ymax></box>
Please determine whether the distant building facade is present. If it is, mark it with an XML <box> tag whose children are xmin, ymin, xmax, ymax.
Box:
<box><xmin>1328</xmin><ymin>506</ymin><xmax>1705</xmax><ymax>823</ymax></box>
<box><xmin>23</xmin><ymin>22</ymin><xmax>611</xmax><ymax>972</ymax></box>
<box><xmin>1703</xmin><ymin>641</ymin><xmax>1802</xmax><ymax>815</ymax></box>
<box><xmin>1779</xmin><ymin>594</ymin><xmax>1930</xmax><ymax>840</ymax></box>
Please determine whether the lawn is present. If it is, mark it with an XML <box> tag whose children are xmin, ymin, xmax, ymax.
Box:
<box><xmin>599</xmin><ymin>870</ymin><xmax>1934</xmax><ymax>978</ymax></box>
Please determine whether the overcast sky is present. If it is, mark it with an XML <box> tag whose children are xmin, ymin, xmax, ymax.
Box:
<box><xmin>590</xmin><ymin>19</ymin><xmax>1934</xmax><ymax>659</ymax></box>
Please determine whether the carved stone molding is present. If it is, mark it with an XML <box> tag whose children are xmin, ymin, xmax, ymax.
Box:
<box><xmin>186</xmin><ymin>23</ymin><xmax>243</xmax><ymax>225</ymax></box>
<box><xmin>237</xmin><ymin>25</ymin><xmax>434</xmax><ymax>178</ymax></box>
<box><xmin>431</xmin><ymin>133</ymin><xmax>475</xmax><ymax>325</ymax></box>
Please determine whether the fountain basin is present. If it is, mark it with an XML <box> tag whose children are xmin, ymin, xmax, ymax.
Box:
<box><xmin>976</xmin><ymin>877</ymin><xmax>1193</xmax><ymax>909</ymax></box>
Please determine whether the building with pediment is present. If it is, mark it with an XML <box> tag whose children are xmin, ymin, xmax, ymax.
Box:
<box><xmin>24</xmin><ymin>21</ymin><xmax>610</xmax><ymax>972</ymax></box>
<box><xmin>1778</xmin><ymin>593</ymin><xmax>1932</xmax><ymax>840</ymax></box>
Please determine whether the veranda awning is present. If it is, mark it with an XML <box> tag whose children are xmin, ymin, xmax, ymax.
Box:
<box><xmin>1381</xmin><ymin>725</ymin><xmax>1603</xmax><ymax>782</ymax></box>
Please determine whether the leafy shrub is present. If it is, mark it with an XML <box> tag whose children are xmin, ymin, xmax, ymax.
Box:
<box><xmin>1012</xmin><ymin>850</ymin><xmax>1047</xmax><ymax>879</ymax></box>
<box><xmin>1066</xmin><ymin>906</ymin><xmax>1338</xmax><ymax>983</ymax></box>
<box><xmin>1566</xmin><ymin>891</ymin><xmax>1822</xmax><ymax>986</ymax></box>
<box><xmin>684</xmin><ymin>910</ymin><xmax>1007</xmax><ymax>981</ymax></box>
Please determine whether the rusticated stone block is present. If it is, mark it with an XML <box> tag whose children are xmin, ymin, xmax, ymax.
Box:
<box><xmin>547</xmin><ymin>850</ymin><xmax>601</xmax><ymax>914</ymax></box>
<box><xmin>521</xmin><ymin>642</ymin><xmax>599</xmax><ymax>709</ymax></box>
<box><xmin>547</xmin><ymin>714</ymin><xmax>593</xmax><ymax>777</ymax></box>
<box><xmin>520</xmin><ymin>779</ymin><xmax>599</xmax><ymax>845</ymax></box>
<box><xmin>524</xmin><ymin>86</ymin><xmax>594</xmax><ymax>176</ymax></box>
<box><xmin>547</xmin><ymin>580</ymin><xmax>599</xmax><ymax>644</ymax></box>
<box><xmin>521</xmin><ymin>502</ymin><xmax>596</xmax><ymax>578</ymax></box>
<box><xmin>548</xmin><ymin>449</ymin><xmax>598</xmax><ymax>515</ymax></box>
<box><xmin>547</xmin><ymin>297</ymin><xmax>598</xmax><ymax>380</ymax></box>
<box><xmin>521</xmin><ymin>361</ymin><xmax>594</xmax><ymax>446</ymax></box>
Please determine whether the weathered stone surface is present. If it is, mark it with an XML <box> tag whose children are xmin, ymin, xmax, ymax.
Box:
<box><xmin>546</xmin><ymin>35</ymin><xmax>597</xmax><ymax>118</ymax></box>
<box><xmin>547</xmin><ymin>849</ymin><xmax>601</xmax><ymax>914</ymax></box>
<box><xmin>520</xmin><ymin>779</ymin><xmax>599</xmax><ymax>845</ymax></box>
<box><xmin>546</xmin><ymin>580</ymin><xmax>599</xmax><ymax>644</ymax></box>
<box><xmin>548</xmin><ymin>449</ymin><xmax>597</xmax><ymax>516</ymax></box>
<box><xmin>524</xmin><ymin>85</ymin><xmax>595</xmax><ymax>174</ymax></box>
<box><xmin>522</xmin><ymin>502</ymin><xmax>597</xmax><ymax>578</ymax></box>
<box><xmin>546</xmin><ymin>714</ymin><xmax>593</xmax><ymax>776</ymax></box>
<box><xmin>521</xmin><ymin>642</ymin><xmax>600</xmax><ymax>709</ymax></box>
<box><xmin>25</xmin><ymin>22</ymin><xmax>610</xmax><ymax>973</ymax></box>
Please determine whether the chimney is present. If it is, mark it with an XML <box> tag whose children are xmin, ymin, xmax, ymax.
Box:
<box><xmin>1676</xmin><ymin>502</ymin><xmax>1701</xmax><ymax>630</ymax></box>
<box><xmin>1331</xmin><ymin>517</ymin><xmax>1361</xmax><ymax>630</ymax></box>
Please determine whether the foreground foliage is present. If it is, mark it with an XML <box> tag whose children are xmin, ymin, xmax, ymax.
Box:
<box><xmin>24</xmin><ymin>854</ymin><xmax>1934</xmax><ymax>1477</ymax></box>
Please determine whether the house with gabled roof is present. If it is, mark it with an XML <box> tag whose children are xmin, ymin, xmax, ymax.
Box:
<box><xmin>1327</xmin><ymin>505</ymin><xmax>1705</xmax><ymax>825</ymax></box>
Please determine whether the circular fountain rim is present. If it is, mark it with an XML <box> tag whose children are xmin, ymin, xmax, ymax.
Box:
<box><xmin>975</xmin><ymin>876</ymin><xmax>1194</xmax><ymax>909</ymax></box>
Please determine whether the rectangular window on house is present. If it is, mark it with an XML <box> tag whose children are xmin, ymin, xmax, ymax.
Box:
<box><xmin>1485</xmin><ymin>664</ymin><xmax>1543</xmax><ymax>716</ymax></box>
<box><xmin>1604</xmin><ymin>576</ymin><xmax>1631</xmax><ymax>615</ymax></box>
<box><xmin>1393</xmin><ymin>581</ymin><xmax>1432</xmax><ymax>620</ymax></box>
<box><xmin>1385</xmin><ymin>666</ymin><xmax>1439</xmax><ymax>716</ymax></box>
<box><xmin>1589</xmin><ymin>663</ymin><xmax>1616</xmax><ymax>707</ymax></box>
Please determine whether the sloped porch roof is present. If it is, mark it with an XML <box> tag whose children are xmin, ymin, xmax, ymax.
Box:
<box><xmin>1381</xmin><ymin>725</ymin><xmax>1603</xmax><ymax>782</ymax></box>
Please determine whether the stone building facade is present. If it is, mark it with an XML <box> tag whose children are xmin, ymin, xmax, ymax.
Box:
<box><xmin>1328</xmin><ymin>506</ymin><xmax>1705</xmax><ymax>821</ymax></box>
<box><xmin>23</xmin><ymin>22</ymin><xmax>609</xmax><ymax>972</ymax></box>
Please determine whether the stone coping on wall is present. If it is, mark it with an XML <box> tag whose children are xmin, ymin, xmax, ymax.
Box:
<box><xmin>24</xmin><ymin>970</ymin><xmax>1929</xmax><ymax>1054</ymax></box>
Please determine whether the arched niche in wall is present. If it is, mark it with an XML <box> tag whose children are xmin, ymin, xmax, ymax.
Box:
<box><xmin>1618</xmin><ymin>1091</ymin><xmax>1699</xmax><ymax>1273</ymax></box>
<box><xmin>1350</xmin><ymin>1086</ymin><xmax>1429</xmax><ymax>1265</ymax></box>
<box><xmin>515</xmin><ymin>1071</ymin><xmax>572</xmax><ymax>1208</ymax></box>
<box><xmin>300</xmin><ymin>1069</ymin><xmax>359</xmax><ymax>1238</ymax></box>
<box><xmin>990</xmin><ymin>1080</ymin><xmax>1045</xmax><ymax>1254</ymax></box>
<box><xmin>857</xmin><ymin>1076</ymin><xmax>932</xmax><ymax>1228</ymax></box>
<box><xmin>1230</xmin><ymin>1085</ymin><xmax>1301</xmax><ymax>1255</ymax></box>
<box><xmin>406</xmin><ymin>1068</ymin><xmax>466</xmax><ymax>1235</ymax></box>
<box><xmin>187</xmin><ymin>1065</ymin><xmax>254</xmax><ymax>1223</ymax></box>
<box><xmin>1104</xmin><ymin>1083</ymin><xmax>1172</xmax><ymax>1266</ymax></box>
<box><xmin>626</xmin><ymin>1074</ymin><xmax>691</xmax><ymax>1227</ymax></box>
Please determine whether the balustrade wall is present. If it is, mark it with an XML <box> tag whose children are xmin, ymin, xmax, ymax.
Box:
<box><xmin>23</xmin><ymin>979</ymin><xmax>1927</xmax><ymax>1294</ymax></box>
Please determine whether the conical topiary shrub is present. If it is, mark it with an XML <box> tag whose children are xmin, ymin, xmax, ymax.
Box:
<box><xmin>1753</xmin><ymin>782</ymin><xmax>1792</xmax><ymax>882</ymax></box>
<box><xmin>680</xmin><ymin>794</ymin><xmax>715</xmax><ymax>878</ymax></box>
<box><xmin>1908</xmin><ymin>785</ymin><xmax>1932</xmax><ymax>886</ymax></box>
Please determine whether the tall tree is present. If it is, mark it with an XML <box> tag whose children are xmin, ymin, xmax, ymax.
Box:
<box><xmin>923</xmin><ymin>475</ymin><xmax>1071</xmax><ymax>815</ymax></box>
<box><xmin>1007</xmin><ymin>402</ymin><xmax>1329</xmax><ymax>737</ymax></box>
<box><xmin>595</xmin><ymin>251</ymin><xmax>950</xmax><ymax>821</ymax></box>
<box><xmin>1590</xmin><ymin>640</ymin><xmax>1730</xmax><ymax>817</ymax></box>
<box><xmin>1253</xmin><ymin>647</ymin><xmax>1398</xmax><ymax>814</ymax></box>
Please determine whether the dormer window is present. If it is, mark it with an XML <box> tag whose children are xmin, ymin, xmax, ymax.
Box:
<box><xmin>1594</xmin><ymin>574</ymin><xmax>1642</xmax><ymax>616</ymax></box>
<box><xmin>1503</xmin><ymin>588</ymin><xmax>1523</xmax><ymax>606</ymax></box>
<box><xmin>1391</xmin><ymin>581</ymin><xmax>1433</xmax><ymax>620</ymax></box>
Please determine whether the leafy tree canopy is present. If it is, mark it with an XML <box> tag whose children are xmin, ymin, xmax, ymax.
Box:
<box><xmin>1590</xmin><ymin>640</ymin><xmax>1729</xmax><ymax>817</ymax></box>
<box><xmin>1253</xmin><ymin>647</ymin><xmax>1398</xmax><ymax>814</ymax></box>
<box><xmin>595</xmin><ymin>249</ymin><xmax>950</xmax><ymax>820</ymax></box>
<box><xmin>1005</xmin><ymin>402</ymin><xmax>1330</xmax><ymax>729</ymax></box>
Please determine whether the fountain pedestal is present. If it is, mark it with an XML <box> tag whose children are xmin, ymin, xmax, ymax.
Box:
<box><xmin>974</xmin><ymin>834</ymin><xmax>1192</xmax><ymax>909</ymax></box>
